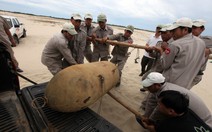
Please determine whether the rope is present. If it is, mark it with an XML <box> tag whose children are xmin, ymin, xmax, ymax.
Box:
<box><xmin>97</xmin><ymin>74</ymin><xmax>105</xmax><ymax>115</ymax></box>
<box><xmin>127</xmin><ymin>47</ymin><xmax>140</xmax><ymax>63</ymax></box>
<box><xmin>31</xmin><ymin>96</ymin><xmax>48</xmax><ymax>110</ymax></box>
<box><xmin>128</xmin><ymin>47</ymin><xmax>136</xmax><ymax>53</ymax></box>
<box><xmin>134</xmin><ymin>49</ymin><xmax>140</xmax><ymax>63</ymax></box>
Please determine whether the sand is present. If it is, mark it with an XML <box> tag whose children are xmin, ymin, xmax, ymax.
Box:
<box><xmin>1</xmin><ymin>11</ymin><xmax>212</xmax><ymax>132</ymax></box>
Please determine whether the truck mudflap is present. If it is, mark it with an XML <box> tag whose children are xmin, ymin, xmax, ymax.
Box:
<box><xmin>20</xmin><ymin>82</ymin><xmax>122</xmax><ymax>132</ymax></box>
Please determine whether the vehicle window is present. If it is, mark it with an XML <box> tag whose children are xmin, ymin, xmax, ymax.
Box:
<box><xmin>12</xmin><ymin>18</ymin><xmax>18</xmax><ymax>26</ymax></box>
<box><xmin>15</xmin><ymin>18</ymin><xmax>20</xmax><ymax>25</ymax></box>
<box><xmin>5</xmin><ymin>18</ymin><xmax>12</xmax><ymax>28</ymax></box>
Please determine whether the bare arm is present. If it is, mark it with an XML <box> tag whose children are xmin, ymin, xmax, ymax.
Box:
<box><xmin>4</xmin><ymin>26</ymin><xmax>16</xmax><ymax>47</ymax></box>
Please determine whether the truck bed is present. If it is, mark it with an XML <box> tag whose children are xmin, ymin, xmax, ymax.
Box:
<box><xmin>0</xmin><ymin>82</ymin><xmax>121</xmax><ymax>132</ymax></box>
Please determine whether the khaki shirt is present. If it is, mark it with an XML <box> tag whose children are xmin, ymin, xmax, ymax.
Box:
<box><xmin>108</xmin><ymin>33</ymin><xmax>133</xmax><ymax>60</ymax></box>
<box><xmin>41</xmin><ymin>33</ymin><xmax>77</xmax><ymax>68</ymax></box>
<box><xmin>200</xmin><ymin>36</ymin><xmax>212</xmax><ymax>48</ymax></box>
<box><xmin>0</xmin><ymin>16</ymin><xmax>12</xmax><ymax>47</ymax></box>
<box><xmin>80</xmin><ymin>22</ymin><xmax>95</xmax><ymax>45</ymax></box>
<box><xmin>199</xmin><ymin>36</ymin><xmax>212</xmax><ymax>72</ymax></box>
<box><xmin>161</xmin><ymin>33</ymin><xmax>206</xmax><ymax>89</ymax></box>
<box><xmin>72</xmin><ymin>28</ymin><xmax>87</xmax><ymax>64</ymax></box>
<box><xmin>145</xmin><ymin>82</ymin><xmax>212</xmax><ymax>128</ymax></box>
<box><xmin>92</xmin><ymin>25</ymin><xmax>113</xmax><ymax>57</ymax></box>
<box><xmin>191</xmin><ymin>36</ymin><xmax>212</xmax><ymax>86</ymax></box>
<box><xmin>201</xmin><ymin>36</ymin><xmax>212</xmax><ymax>56</ymax></box>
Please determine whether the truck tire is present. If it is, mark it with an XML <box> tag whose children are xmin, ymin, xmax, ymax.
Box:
<box><xmin>13</xmin><ymin>35</ymin><xmax>19</xmax><ymax>45</ymax></box>
<box><xmin>22</xmin><ymin>29</ymin><xmax>26</xmax><ymax>38</ymax></box>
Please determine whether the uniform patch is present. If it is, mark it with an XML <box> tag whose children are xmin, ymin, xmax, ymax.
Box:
<box><xmin>165</xmin><ymin>48</ymin><xmax>171</xmax><ymax>54</ymax></box>
<box><xmin>128</xmin><ymin>40</ymin><xmax>133</xmax><ymax>44</ymax></box>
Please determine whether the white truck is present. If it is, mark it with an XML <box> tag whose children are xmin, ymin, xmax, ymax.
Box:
<box><xmin>1</xmin><ymin>15</ymin><xmax>26</xmax><ymax>45</ymax></box>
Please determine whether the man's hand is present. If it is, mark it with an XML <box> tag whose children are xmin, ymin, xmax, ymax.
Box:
<box><xmin>145</xmin><ymin>46</ymin><xmax>154</xmax><ymax>53</ymax></box>
<box><xmin>205</xmin><ymin>48</ymin><xmax>211</xmax><ymax>57</ymax></box>
<box><xmin>101</xmin><ymin>37</ymin><xmax>108</xmax><ymax>43</ymax></box>
<box><xmin>152</xmin><ymin>46</ymin><xmax>163</xmax><ymax>55</ymax></box>
<box><xmin>142</xmin><ymin>121</ymin><xmax>156</xmax><ymax>132</ymax></box>
<box><xmin>141</xmin><ymin>116</ymin><xmax>156</xmax><ymax>132</ymax></box>
<box><xmin>87</xmin><ymin>36</ymin><xmax>92</xmax><ymax>41</ymax></box>
<box><xmin>135</xmin><ymin>115</ymin><xmax>151</xmax><ymax>129</ymax></box>
<box><xmin>161</xmin><ymin>42</ymin><xmax>168</xmax><ymax>51</ymax></box>
<box><xmin>91</xmin><ymin>34</ymin><xmax>97</xmax><ymax>45</ymax></box>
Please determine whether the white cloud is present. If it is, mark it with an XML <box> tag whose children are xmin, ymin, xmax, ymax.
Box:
<box><xmin>1</xmin><ymin>0</ymin><xmax>212</xmax><ymax>34</ymax></box>
<box><xmin>3</xmin><ymin>0</ymin><xmax>210</xmax><ymax>21</ymax></box>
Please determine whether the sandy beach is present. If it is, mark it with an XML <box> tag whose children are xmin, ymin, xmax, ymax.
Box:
<box><xmin>1</xmin><ymin>11</ymin><xmax>212</xmax><ymax>132</ymax></box>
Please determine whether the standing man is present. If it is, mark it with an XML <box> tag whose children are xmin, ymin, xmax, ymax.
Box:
<box><xmin>139</xmin><ymin>72</ymin><xmax>212</xmax><ymax>128</ymax></box>
<box><xmin>160</xmin><ymin>24</ymin><xmax>174</xmax><ymax>44</ymax></box>
<box><xmin>103</xmin><ymin>25</ymin><xmax>134</xmax><ymax>86</ymax></box>
<box><xmin>191</xmin><ymin>19</ymin><xmax>211</xmax><ymax>86</ymax></box>
<box><xmin>192</xmin><ymin>19</ymin><xmax>206</xmax><ymax>37</ymax></box>
<box><xmin>63</xmin><ymin>13</ymin><xmax>86</xmax><ymax>68</ymax></box>
<box><xmin>91</xmin><ymin>13</ymin><xmax>113</xmax><ymax>62</ymax></box>
<box><xmin>0</xmin><ymin>16</ymin><xmax>23</xmax><ymax>72</ymax></box>
<box><xmin>193</xmin><ymin>18</ymin><xmax>212</xmax><ymax>57</ymax></box>
<box><xmin>139</xmin><ymin>25</ymin><xmax>162</xmax><ymax>76</ymax></box>
<box><xmin>152</xmin><ymin>24</ymin><xmax>174</xmax><ymax>72</ymax></box>
<box><xmin>139</xmin><ymin>24</ymin><xmax>173</xmax><ymax>92</ymax></box>
<box><xmin>160</xmin><ymin>17</ymin><xmax>206</xmax><ymax>89</ymax></box>
<box><xmin>80</xmin><ymin>13</ymin><xmax>95</xmax><ymax>62</ymax></box>
<box><xmin>150</xmin><ymin>24</ymin><xmax>174</xmax><ymax>73</ymax></box>
<box><xmin>41</xmin><ymin>23</ymin><xmax>77</xmax><ymax>75</ymax></box>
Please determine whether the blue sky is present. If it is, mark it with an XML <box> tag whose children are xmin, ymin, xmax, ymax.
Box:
<box><xmin>0</xmin><ymin>0</ymin><xmax>211</xmax><ymax>35</ymax></box>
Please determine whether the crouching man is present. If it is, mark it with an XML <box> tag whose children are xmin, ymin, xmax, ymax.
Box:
<box><xmin>137</xmin><ymin>90</ymin><xmax>212</xmax><ymax>132</ymax></box>
<box><xmin>136</xmin><ymin>72</ymin><xmax>212</xmax><ymax>129</ymax></box>
<box><xmin>41</xmin><ymin>23</ymin><xmax>77</xmax><ymax>75</ymax></box>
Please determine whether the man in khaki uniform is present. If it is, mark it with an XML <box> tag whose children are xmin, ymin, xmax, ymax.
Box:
<box><xmin>150</xmin><ymin>24</ymin><xmax>174</xmax><ymax>73</ymax></box>
<box><xmin>103</xmin><ymin>25</ymin><xmax>134</xmax><ymax>86</ymax></box>
<box><xmin>143</xmin><ymin>24</ymin><xmax>174</xmax><ymax>76</ymax></box>
<box><xmin>140</xmin><ymin>72</ymin><xmax>212</xmax><ymax>129</ymax></box>
<box><xmin>0</xmin><ymin>16</ymin><xmax>23</xmax><ymax>72</ymax></box>
<box><xmin>91</xmin><ymin>13</ymin><xmax>113</xmax><ymax>62</ymax></box>
<box><xmin>191</xmin><ymin>19</ymin><xmax>212</xmax><ymax>86</ymax></box>
<box><xmin>80</xmin><ymin>13</ymin><xmax>95</xmax><ymax>62</ymax></box>
<box><xmin>160</xmin><ymin>17</ymin><xmax>206</xmax><ymax>89</ymax></box>
<box><xmin>41</xmin><ymin>23</ymin><xmax>77</xmax><ymax>75</ymax></box>
<box><xmin>160</xmin><ymin>24</ymin><xmax>174</xmax><ymax>44</ymax></box>
<box><xmin>201</xmin><ymin>36</ymin><xmax>212</xmax><ymax>55</ymax></box>
<box><xmin>63</xmin><ymin>14</ymin><xmax>86</xmax><ymax>68</ymax></box>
